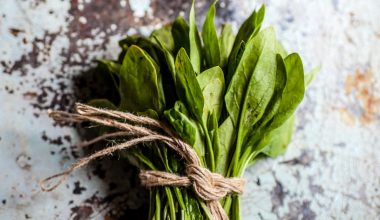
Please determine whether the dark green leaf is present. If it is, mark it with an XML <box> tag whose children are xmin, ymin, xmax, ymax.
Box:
<box><xmin>189</xmin><ymin>0</ymin><xmax>202</xmax><ymax>73</ymax></box>
<box><xmin>164</xmin><ymin>101</ymin><xmax>205</xmax><ymax>159</ymax></box>
<box><xmin>271</xmin><ymin>53</ymin><xmax>305</xmax><ymax>128</ymax></box>
<box><xmin>202</xmin><ymin>1</ymin><xmax>220</xmax><ymax>68</ymax></box>
<box><xmin>175</xmin><ymin>48</ymin><xmax>204</xmax><ymax>122</ymax></box>
<box><xmin>172</xmin><ymin>16</ymin><xmax>190</xmax><ymax>55</ymax></box>
<box><xmin>87</xmin><ymin>98</ymin><xmax>117</xmax><ymax>109</ymax></box>
<box><xmin>119</xmin><ymin>45</ymin><xmax>165</xmax><ymax>113</ymax></box>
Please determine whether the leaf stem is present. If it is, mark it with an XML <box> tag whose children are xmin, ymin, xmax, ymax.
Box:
<box><xmin>201</xmin><ymin>122</ymin><xmax>215</xmax><ymax>172</ymax></box>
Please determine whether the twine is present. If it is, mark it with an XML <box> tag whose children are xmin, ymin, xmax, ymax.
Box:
<box><xmin>40</xmin><ymin>103</ymin><xmax>245</xmax><ymax>220</ymax></box>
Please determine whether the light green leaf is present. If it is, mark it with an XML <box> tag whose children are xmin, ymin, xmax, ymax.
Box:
<box><xmin>150</xmin><ymin>24</ymin><xmax>174</xmax><ymax>52</ymax></box>
<box><xmin>262</xmin><ymin>115</ymin><xmax>295</xmax><ymax>157</ymax></box>
<box><xmin>219</xmin><ymin>24</ymin><xmax>235</xmax><ymax>68</ymax></box>
<box><xmin>196</xmin><ymin>66</ymin><xmax>225</xmax><ymax>122</ymax></box>
<box><xmin>305</xmin><ymin>65</ymin><xmax>321</xmax><ymax>87</ymax></box>
<box><xmin>216</xmin><ymin>116</ymin><xmax>235</xmax><ymax>175</ymax></box>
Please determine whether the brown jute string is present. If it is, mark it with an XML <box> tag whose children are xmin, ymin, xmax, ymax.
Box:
<box><xmin>40</xmin><ymin>103</ymin><xmax>245</xmax><ymax>220</ymax></box>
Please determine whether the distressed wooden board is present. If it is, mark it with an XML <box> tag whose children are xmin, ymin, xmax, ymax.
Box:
<box><xmin>0</xmin><ymin>0</ymin><xmax>379</xmax><ymax>219</ymax></box>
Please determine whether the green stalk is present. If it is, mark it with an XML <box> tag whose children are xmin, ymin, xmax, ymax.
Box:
<box><xmin>201</xmin><ymin>122</ymin><xmax>215</xmax><ymax>172</ymax></box>
<box><xmin>165</xmin><ymin>188</ymin><xmax>176</xmax><ymax>220</ymax></box>
<box><xmin>155</xmin><ymin>190</ymin><xmax>161</xmax><ymax>220</ymax></box>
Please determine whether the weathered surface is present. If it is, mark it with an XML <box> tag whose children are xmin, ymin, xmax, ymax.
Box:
<box><xmin>0</xmin><ymin>0</ymin><xmax>379</xmax><ymax>219</ymax></box>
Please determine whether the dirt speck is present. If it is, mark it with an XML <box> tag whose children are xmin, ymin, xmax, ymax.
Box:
<box><xmin>73</xmin><ymin>181</ymin><xmax>86</xmax><ymax>195</ymax></box>
<box><xmin>9</xmin><ymin>28</ymin><xmax>25</xmax><ymax>37</ymax></box>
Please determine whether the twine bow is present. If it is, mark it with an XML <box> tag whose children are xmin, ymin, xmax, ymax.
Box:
<box><xmin>40</xmin><ymin>103</ymin><xmax>245</xmax><ymax>220</ymax></box>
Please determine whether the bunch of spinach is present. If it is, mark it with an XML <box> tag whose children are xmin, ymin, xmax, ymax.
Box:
<box><xmin>89</xmin><ymin>2</ymin><xmax>315</xmax><ymax>219</ymax></box>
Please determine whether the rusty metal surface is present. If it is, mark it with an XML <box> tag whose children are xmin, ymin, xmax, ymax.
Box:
<box><xmin>0</xmin><ymin>0</ymin><xmax>379</xmax><ymax>219</ymax></box>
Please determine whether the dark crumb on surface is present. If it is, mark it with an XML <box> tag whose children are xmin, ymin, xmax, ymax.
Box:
<box><xmin>64</xmin><ymin>135</ymin><xmax>72</xmax><ymax>143</ymax></box>
<box><xmin>2</xmin><ymin>199</ymin><xmax>6</xmax><ymax>205</ymax></box>
<box><xmin>9</xmin><ymin>28</ymin><xmax>24</xmax><ymax>37</ymax></box>
<box><xmin>256</xmin><ymin>177</ymin><xmax>261</xmax><ymax>186</ymax></box>
<box><xmin>73</xmin><ymin>181</ymin><xmax>86</xmax><ymax>195</ymax></box>
<box><xmin>41</xmin><ymin>131</ymin><xmax>64</xmax><ymax>145</ymax></box>
<box><xmin>25</xmin><ymin>214</ymin><xmax>31</xmax><ymax>219</ymax></box>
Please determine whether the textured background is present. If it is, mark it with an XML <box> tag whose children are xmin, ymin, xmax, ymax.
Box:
<box><xmin>0</xmin><ymin>0</ymin><xmax>379</xmax><ymax>219</ymax></box>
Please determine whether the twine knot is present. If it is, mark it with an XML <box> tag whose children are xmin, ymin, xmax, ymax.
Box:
<box><xmin>139</xmin><ymin>163</ymin><xmax>245</xmax><ymax>202</ymax></box>
<box><xmin>40</xmin><ymin>103</ymin><xmax>245</xmax><ymax>220</ymax></box>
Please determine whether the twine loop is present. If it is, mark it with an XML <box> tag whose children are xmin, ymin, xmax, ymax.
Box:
<box><xmin>40</xmin><ymin>103</ymin><xmax>245</xmax><ymax>220</ymax></box>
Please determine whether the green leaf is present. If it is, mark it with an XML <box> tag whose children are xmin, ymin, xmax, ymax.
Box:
<box><xmin>240</xmin><ymin>55</ymin><xmax>287</xmax><ymax>156</ymax></box>
<box><xmin>97</xmin><ymin>59</ymin><xmax>121</xmax><ymax>74</ymax></box>
<box><xmin>150</xmin><ymin>24</ymin><xmax>174</xmax><ymax>52</ymax></box>
<box><xmin>172</xmin><ymin>16</ymin><xmax>190</xmax><ymax>55</ymax></box>
<box><xmin>226</xmin><ymin>5</ymin><xmax>265</xmax><ymax>83</ymax></box>
<box><xmin>196</xmin><ymin>66</ymin><xmax>225</xmax><ymax>122</ymax></box>
<box><xmin>225</xmin><ymin>27</ymin><xmax>277</xmax><ymax>173</ymax></box>
<box><xmin>189</xmin><ymin>0</ymin><xmax>202</xmax><ymax>73</ymax></box>
<box><xmin>271</xmin><ymin>53</ymin><xmax>305</xmax><ymax>128</ymax></box>
<box><xmin>219</xmin><ymin>24</ymin><xmax>235</xmax><ymax>68</ymax></box>
<box><xmin>234</xmin><ymin>5</ymin><xmax>265</xmax><ymax>48</ymax></box>
<box><xmin>174</xmin><ymin>48</ymin><xmax>204</xmax><ymax>122</ymax></box>
<box><xmin>216</xmin><ymin>116</ymin><xmax>235</xmax><ymax>175</ymax></box>
<box><xmin>202</xmin><ymin>1</ymin><xmax>220</xmax><ymax>68</ymax></box>
<box><xmin>225</xmin><ymin>41</ymin><xmax>245</xmax><ymax>86</ymax></box>
<box><xmin>225</xmin><ymin>27</ymin><xmax>277</xmax><ymax>128</ymax></box>
<box><xmin>305</xmin><ymin>65</ymin><xmax>321</xmax><ymax>87</ymax></box>
<box><xmin>119</xmin><ymin>45</ymin><xmax>165</xmax><ymax>113</ymax></box>
<box><xmin>153</xmin><ymin>35</ymin><xmax>176</xmax><ymax>83</ymax></box>
<box><xmin>262</xmin><ymin>115</ymin><xmax>295</xmax><ymax>157</ymax></box>
<box><xmin>164</xmin><ymin>101</ymin><xmax>205</xmax><ymax>159</ymax></box>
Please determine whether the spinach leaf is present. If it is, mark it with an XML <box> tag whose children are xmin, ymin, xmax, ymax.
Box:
<box><xmin>219</xmin><ymin>24</ymin><xmax>235</xmax><ymax>68</ymax></box>
<box><xmin>202</xmin><ymin>1</ymin><xmax>220</xmax><ymax>68</ymax></box>
<box><xmin>225</xmin><ymin>27</ymin><xmax>277</xmax><ymax>173</ymax></box>
<box><xmin>164</xmin><ymin>101</ymin><xmax>205</xmax><ymax>160</ymax></box>
<box><xmin>226</xmin><ymin>5</ymin><xmax>265</xmax><ymax>82</ymax></box>
<box><xmin>305</xmin><ymin>65</ymin><xmax>321</xmax><ymax>87</ymax></box>
<box><xmin>271</xmin><ymin>53</ymin><xmax>305</xmax><ymax>128</ymax></box>
<box><xmin>233</xmin><ymin>5</ymin><xmax>265</xmax><ymax>50</ymax></box>
<box><xmin>262</xmin><ymin>115</ymin><xmax>295</xmax><ymax>157</ymax></box>
<box><xmin>225</xmin><ymin>27</ymin><xmax>277</xmax><ymax>128</ymax></box>
<box><xmin>119</xmin><ymin>45</ymin><xmax>165</xmax><ymax>113</ymax></box>
<box><xmin>189</xmin><ymin>0</ymin><xmax>202</xmax><ymax>73</ymax></box>
<box><xmin>196</xmin><ymin>66</ymin><xmax>225</xmax><ymax>122</ymax></box>
<box><xmin>172</xmin><ymin>16</ymin><xmax>190</xmax><ymax>55</ymax></box>
<box><xmin>216</xmin><ymin>116</ymin><xmax>235</xmax><ymax>175</ymax></box>
<box><xmin>150</xmin><ymin>24</ymin><xmax>175</xmax><ymax>52</ymax></box>
<box><xmin>174</xmin><ymin>48</ymin><xmax>204</xmax><ymax>122</ymax></box>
